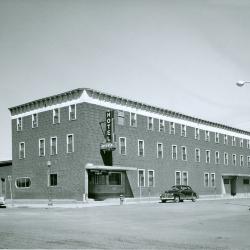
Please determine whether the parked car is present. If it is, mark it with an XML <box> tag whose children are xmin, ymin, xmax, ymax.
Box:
<box><xmin>0</xmin><ymin>196</ymin><xmax>6</xmax><ymax>208</ymax></box>
<box><xmin>160</xmin><ymin>185</ymin><xmax>198</xmax><ymax>203</ymax></box>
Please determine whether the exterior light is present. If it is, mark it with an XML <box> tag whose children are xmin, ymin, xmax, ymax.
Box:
<box><xmin>236</xmin><ymin>81</ymin><xmax>250</xmax><ymax>87</ymax></box>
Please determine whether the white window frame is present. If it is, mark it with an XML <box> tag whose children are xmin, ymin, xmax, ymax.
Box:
<box><xmin>247</xmin><ymin>140</ymin><xmax>250</xmax><ymax>149</ymax></box>
<box><xmin>169</xmin><ymin>122</ymin><xmax>175</xmax><ymax>135</ymax></box>
<box><xmin>175</xmin><ymin>171</ymin><xmax>181</xmax><ymax>185</ymax></box>
<box><xmin>15</xmin><ymin>177</ymin><xmax>31</xmax><ymax>189</ymax></box>
<box><xmin>182</xmin><ymin>171</ymin><xmax>188</xmax><ymax>185</ymax></box>
<box><xmin>119</xmin><ymin>137</ymin><xmax>126</xmax><ymax>155</ymax></box>
<box><xmin>53</xmin><ymin>108</ymin><xmax>60</xmax><ymax>124</ymax></box>
<box><xmin>130</xmin><ymin>113</ymin><xmax>137</xmax><ymax>127</ymax></box>
<box><xmin>157</xmin><ymin>143</ymin><xmax>163</xmax><ymax>159</ymax></box>
<box><xmin>247</xmin><ymin>156</ymin><xmax>250</xmax><ymax>167</ymax></box>
<box><xmin>69</xmin><ymin>104</ymin><xmax>76</xmax><ymax>121</ymax></box>
<box><xmin>205</xmin><ymin>131</ymin><xmax>210</xmax><ymax>142</ymax></box>
<box><xmin>39</xmin><ymin>138</ymin><xmax>45</xmax><ymax>157</ymax></box>
<box><xmin>240</xmin><ymin>155</ymin><xmax>244</xmax><ymax>167</ymax></box>
<box><xmin>19</xmin><ymin>142</ymin><xmax>25</xmax><ymax>159</ymax></box>
<box><xmin>224</xmin><ymin>152</ymin><xmax>228</xmax><ymax>165</ymax></box>
<box><xmin>148</xmin><ymin>170</ymin><xmax>155</xmax><ymax>187</ymax></box>
<box><xmin>32</xmin><ymin>113</ymin><xmax>38</xmax><ymax>128</ymax></box>
<box><xmin>232</xmin><ymin>154</ymin><xmax>236</xmax><ymax>166</ymax></box>
<box><xmin>181</xmin><ymin>125</ymin><xmax>186</xmax><ymax>137</ymax></box>
<box><xmin>181</xmin><ymin>146</ymin><xmax>187</xmax><ymax>161</ymax></box>
<box><xmin>204</xmin><ymin>172</ymin><xmax>209</xmax><ymax>187</ymax></box>
<box><xmin>195</xmin><ymin>128</ymin><xmax>200</xmax><ymax>140</ymax></box>
<box><xmin>215</xmin><ymin>151</ymin><xmax>220</xmax><ymax>164</ymax></box>
<box><xmin>48</xmin><ymin>172</ymin><xmax>58</xmax><ymax>187</ymax></box>
<box><xmin>147</xmin><ymin>117</ymin><xmax>154</xmax><ymax>131</ymax></box>
<box><xmin>138</xmin><ymin>169</ymin><xmax>145</xmax><ymax>187</ymax></box>
<box><xmin>172</xmin><ymin>145</ymin><xmax>177</xmax><ymax>160</ymax></box>
<box><xmin>118</xmin><ymin>110</ymin><xmax>125</xmax><ymax>126</ymax></box>
<box><xmin>240</xmin><ymin>138</ymin><xmax>244</xmax><ymax>148</ymax></box>
<box><xmin>206</xmin><ymin>150</ymin><xmax>210</xmax><ymax>164</ymax></box>
<box><xmin>195</xmin><ymin>148</ymin><xmax>200</xmax><ymax>162</ymax></box>
<box><xmin>215</xmin><ymin>133</ymin><xmax>219</xmax><ymax>143</ymax></box>
<box><xmin>50</xmin><ymin>136</ymin><xmax>58</xmax><ymax>155</ymax></box>
<box><xmin>224</xmin><ymin>135</ymin><xmax>228</xmax><ymax>145</ymax></box>
<box><xmin>159</xmin><ymin>119</ymin><xmax>165</xmax><ymax>132</ymax></box>
<box><xmin>232</xmin><ymin>136</ymin><xmax>236</xmax><ymax>146</ymax></box>
<box><xmin>66</xmin><ymin>134</ymin><xmax>74</xmax><ymax>153</ymax></box>
<box><xmin>138</xmin><ymin>140</ymin><xmax>144</xmax><ymax>157</ymax></box>
<box><xmin>211</xmin><ymin>173</ymin><xmax>215</xmax><ymax>187</ymax></box>
<box><xmin>17</xmin><ymin>117</ymin><xmax>22</xmax><ymax>131</ymax></box>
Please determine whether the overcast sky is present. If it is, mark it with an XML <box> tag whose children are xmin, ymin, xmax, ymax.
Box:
<box><xmin>1</xmin><ymin>0</ymin><xmax>250</xmax><ymax>160</ymax></box>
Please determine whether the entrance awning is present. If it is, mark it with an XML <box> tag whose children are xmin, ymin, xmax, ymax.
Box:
<box><xmin>222</xmin><ymin>173</ymin><xmax>250</xmax><ymax>177</ymax></box>
<box><xmin>85</xmin><ymin>163</ymin><xmax>137</xmax><ymax>171</ymax></box>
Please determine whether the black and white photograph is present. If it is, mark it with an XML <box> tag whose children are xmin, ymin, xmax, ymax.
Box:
<box><xmin>1</xmin><ymin>0</ymin><xmax>250</xmax><ymax>249</ymax></box>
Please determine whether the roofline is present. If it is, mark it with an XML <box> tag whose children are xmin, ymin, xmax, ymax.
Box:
<box><xmin>8</xmin><ymin>87</ymin><xmax>250</xmax><ymax>136</ymax></box>
<box><xmin>0</xmin><ymin>160</ymin><xmax>12</xmax><ymax>167</ymax></box>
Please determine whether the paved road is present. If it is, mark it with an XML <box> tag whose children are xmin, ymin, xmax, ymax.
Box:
<box><xmin>0</xmin><ymin>199</ymin><xmax>250</xmax><ymax>249</ymax></box>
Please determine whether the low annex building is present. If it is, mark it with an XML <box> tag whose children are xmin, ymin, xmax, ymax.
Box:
<box><xmin>8</xmin><ymin>88</ymin><xmax>250</xmax><ymax>200</ymax></box>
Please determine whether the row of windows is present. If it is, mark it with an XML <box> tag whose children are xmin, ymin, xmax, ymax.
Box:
<box><xmin>118</xmin><ymin>111</ymin><xmax>250</xmax><ymax>149</ymax></box>
<box><xmin>119</xmin><ymin>138</ymin><xmax>250</xmax><ymax>166</ymax></box>
<box><xmin>16</xmin><ymin>104</ymin><xmax>76</xmax><ymax>131</ymax></box>
<box><xmin>18</xmin><ymin>134</ymin><xmax>74</xmax><ymax>159</ymax></box>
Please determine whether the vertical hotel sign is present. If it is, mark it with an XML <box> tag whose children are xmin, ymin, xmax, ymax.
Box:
<box><xmin>106</xmin><ymin>110</ymin><xmax>114</xmax><ymax>143</ymax></box>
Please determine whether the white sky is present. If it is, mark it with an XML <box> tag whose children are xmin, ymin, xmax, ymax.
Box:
<box><xmin>1</xmin><ymin>0</ymin><xmax>250</xmax><ymax>160</ymax></box>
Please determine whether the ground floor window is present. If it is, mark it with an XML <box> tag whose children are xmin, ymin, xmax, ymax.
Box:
<box><xmin>175</xmin><ymin>171</ymin><xmax>188</xmax><ymax>185</ymax></box>
<box><xmin>243</xmin><ymin>179</ymin><xmax>249</xmax><ymax>185</ymax></box>
<box><xmin>148</xmin><ymin>170</ymin><xmax>155</xmax><ymax>187</ymax></box>
<box><xmin>109</xmin><ymin>173</ymin><xmax>121</xmax><ymax>185</ymax></box>
<box><xmin>211</xmin><ymin>173</ymin><xmax>215</xmax><ymax>187</ymax></box>
<box><xmin>138</xmin><ymin>169</ymin><xmax>145</xmax><ymax>187</ymax></box>
<box><xmin>204</xmin><ymin>173</ymin><xmax>209</xmax><ymax>187</ymax></box>
<box><xmin>175</xmin><ymin>171</ymin><xmax>181</xmax><ymax>185</ymax></box>
<box><xmin>223</xmin><ymin>178</ymin><xmax>230</xmax><ymax>185</ymax></box>
<box><xmin>16</xmin><ymin>177</ymin><xmax>31</xmax><ymax>188</ymax></box>
<box><xmin>49</xmin><ymin>174</ymin><xmax>57</xmax><ymax>186</ymax></box>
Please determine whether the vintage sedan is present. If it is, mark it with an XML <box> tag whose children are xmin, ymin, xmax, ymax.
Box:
<box><xmin>0</xmin><ymin>196</ymin><xmax>6</xmax><ymax>208</ymax></box>
<box><xmin>160</xmin><ymin>185</ymin><xmax>198</xmax><ymax>203</ymax></box>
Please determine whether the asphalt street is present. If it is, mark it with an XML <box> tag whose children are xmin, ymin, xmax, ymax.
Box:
<box><xmin>0</xmin><ymin>199</ymin><xmax>250</xmax><ymax>249</ymax></box>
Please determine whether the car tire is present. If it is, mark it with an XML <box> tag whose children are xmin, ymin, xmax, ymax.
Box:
<box><xmin>174</xmin><ymin>196</ymin><xmax>180</xmax><ymax>203</ymax></box>
<box><xmin>161</xmin><ymin>200</ymin><xmax>166</xmax><ymax>203</ymax></box>
<box><xmin>192</xmin><ymin>195</ymin><xmax>197</xmax><ymax>202</ymax></box>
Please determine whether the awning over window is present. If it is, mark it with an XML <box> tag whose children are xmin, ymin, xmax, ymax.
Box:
<box><xmin>222</xmin><ymin>173</ymin><xmax>250</xmax><ymax>177</ymax></box>
<box><xmin>85</xmin><ymin>163</ymin><xmax>137</xmax><ymax>171</ymax></box>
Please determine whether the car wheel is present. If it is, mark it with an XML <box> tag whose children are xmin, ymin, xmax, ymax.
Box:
<box><xmin>192</xmin><ymin>195</ymin><xmax>197</xmax><ymax>202</ymax></box>
<box><xmin>174</xmin><ymin>196</ymin><xmax>180</xmax><ymax>203</ymax></box>
<box><xmin>161</xmin><ymin>200</ymin><xmax>166</xmax><ymax>203</ymax></box>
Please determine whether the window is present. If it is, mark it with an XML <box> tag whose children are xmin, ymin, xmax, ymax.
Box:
<box><xmin>69</xmin><ymin>104</ymin><xmax>76</xmax><ymax>120</ymax></box>
<box><xmin>53</xmin><ymin>108</ymin><xmax>60</xmax><ymax>124</ymax></box>
<box><xmin>211</xmin><ymin>173</ymin><xmax>215</xmax><ymax>187</ymax></box>
<box><xmin>232</xmin><ymin>136</ymin><xmax>236</xmax><ymax>146</ymax></box>
<box><xmin>172</xmin><ymin>145</ymin><xmax>177</xmax><ymax>160</ymax></box>
<box><xmin>182</xmin><ymin>171</ymin><xmax>188</xmax><ymax>185</ymax></box>
<box><xmin>19</xmin><ymin>142</ymin><xmax>25</xmax><ymax>159</ymax></box>
<box><xmin>181</xmin><ymin>146</ymin><xmax>187</xmax><ymax>161</ymax></box>
<box><xmin>138</xmin><ymin>140</ymin><xmax>144</xmax><ymax>156</ymax></box>
<box><xmin>17</xmin><ymin>117</ymin><xmax>22</xmax><ymax>131</ymax></box>
<box><xmin>224</xmin><ymin>179</ymin><xmax>230</xmax><ymax>185</ymax></box>
<box><xmin>240</xmin><ymin>155</ymin><xmax>244</xmax><ymax>166</ymax></box>
<box><xmin>224</xmin><ymin>135</ymin><xmax>228</xmax><ymax>145</ymax></box>
<box><xmin>119</xmin><ymin>137</ymin><xmax>126</xmax><ymax>155</ymax></box>
<box><xmin>224</xmin><ymin>152</ymin><xmax>228</xmax><ymax>165</ymax></box>
<box><xmin>32</xmin><ymin>114</ymin><xmax>38</xmax><ymax>128</ymax></box>
<box><xmin>205</xmin><ymin>150</ymin><xmax>210</xmax><ymax>164</ymax></box>
<box><xmin>67</xmin><ymin>134</ymin><xmax>74</xmax><ymax>153</ymax></box>
<box><xmin>247</xmin><ymin>156</ymin><xmax>250</xmax><ymax>167</ymax></box>
<box><xmin>147</xmin><ymin>117</ymin><xmax>154</xmax><ymax>130</ymax></box>
<box><xmin>109</xmin><ymin>173</ymin><xmax>121</xmax><ymax>185</ymax></box>
<box><xmin>204</xmin><ymin>173</ymin><xmax>209</xmax><ymax>187</ymax></box>
<box><xmin>16</xmin><ymin>177</ymin><xmax>31</xmax><ymax>188</ymax></box>
<box><xmin>39</xmin><ymin>138</ymin><xmax>45</xmax><ymax>157</ymax></box>
<box><xmin>175</xmin><ymin>171</ymin><xmax>181</xmax><ymax>185</ymax></box>
<box><xmin>130</xmin><ymin>113</ymin><xmax>137</xmax><ymax>127</ymax></box>
<box><xmin>181</xmin><ymin>125</ymin><xmax>186</xmax><ymax>137</ymax></box>
<box><xmin>159</xmin><ymin>119</ymin><xmax>165</xmax><ymax>132</ymax></box>
<box><xmin>232</xmin><ymin>154</ymin><xmax>236</xmax><ymax>166</ymax></box>
<box><xmin>157</xmin><ymin>143</ymin><xmax>163</xmax><ymax>158</ymax></box>
<box><xmin>195</xmin><ymin>128</ymin><xmax>200</xmax><ymax>140</ymax></box>
<box><xmin>49</xmin><ymin>174</ymin><xmax>57</xmax><ymax>186</ymax></box>
<box><xmin>243</xmin><ymin>179</ymin><xmax>249</xmax><ymax>185</ymax></box>
<box><xmin>148</xmin><ymin>170</ymin><xmax>155</xmax><ymax>187</ymax></box>
<box><xmin>205</xmin><ymin>131</ymin><xmax>210</xmax><ymax>141</ymax></box>
<box><xmin>215</xmin><ymin>151</ymin><xmax>220</xmax><ymax>164</ymax></box>
<box><xmin>118</xmin><ymin>110</ymin><xmax>125</xmax><ymax>125</ymax></box>
<box><xmin>215</xmin><ymin>133</ymin><xmax>219</xmax><ymax>143</ymax></box>
<box><xmin>247</xmin><ymin>140</ymin><xmax>250</xmax><ymax>149</ymax></box>
<box><xmin>169</xmin><ymin>122</ymin><xmax>175</xmax><ymax>135</ymax></box>
<box><xmin>195</xmin><ymin>148</ymin><xmax>200</xmax><ymax>162</ymax></box>
<box><xmin>138</xmin><ymin>169</ymin><xmax>145</xmax><ymax>187</ymax></box>
<box><xmin>240</xmin><ymin>139</ymin><xmax>244</xmax><ymax>148</ymax></box>
<box><xmin>50</xmin><ymin>137</ymin><xmax>57</xmax><ymax>155</ymax></box>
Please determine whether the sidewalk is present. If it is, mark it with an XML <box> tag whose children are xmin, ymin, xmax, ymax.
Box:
<box><xmin>4</xmin><ymin>194</ymin><xmax>250</xmax><ymax>209</ymax></box>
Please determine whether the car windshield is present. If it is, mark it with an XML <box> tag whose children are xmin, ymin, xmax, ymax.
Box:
<box><xmin>170</xmin><ymin>186</ymin><xmax>181</xmax><ymax>190</ymax></box>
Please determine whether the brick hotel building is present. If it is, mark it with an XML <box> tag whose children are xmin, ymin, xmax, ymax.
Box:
<box><xmin>5</xmin><ymin>88</ymin><xmax>250</xmax><ymax>200</ymax></box>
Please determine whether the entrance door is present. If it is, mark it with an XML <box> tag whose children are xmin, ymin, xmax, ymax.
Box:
<box><xmin>231</xmin><ymin>177</ymin><xmax>237</xmax><ymax>196</ymax></box>
<box><xmin>223</xmin><ymin>178</ymin><xmax>231</xmax><ymax>194</ymax></box>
